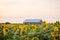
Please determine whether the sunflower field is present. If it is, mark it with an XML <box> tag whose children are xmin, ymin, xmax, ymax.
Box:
<box><xmin>0</xmin><ymin>21</ymin><xmax>60</xmax><ymax>40</ymax></box>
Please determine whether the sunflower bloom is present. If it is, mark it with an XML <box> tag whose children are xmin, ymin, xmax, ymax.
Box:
<box><xmin>23</xmin><ymin>26</ymin><xmax>28</xmax><ymax>32</ymax></box>
<box><xmin>43</xmin><ymin>21</ymin><xmax>46</xmax><ymax>24</ymax></box>
<box><xmin>43</xmin><ymin>24</ymin><xmax>48</xmax><ymax>30</ymax></box>
<box><xmin>3</xmin><ymin>28</ymin><xmax>9</xmax><ymax>36</ymax></box>
<box><xmin>54</xmin><ymin>27</ymin><xmax>58</xmax><ymax>32</ymax></box>
<box><xmin>51</xmin><ymin>32</ymin><xmax>55</xmax><ymax>37</ymax></box>
<box><xmin>32</xmin><ymin>25</ymin><xmax>37</xmax><ymax>32</ymax></box>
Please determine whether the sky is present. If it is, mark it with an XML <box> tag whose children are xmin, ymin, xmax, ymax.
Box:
<box><xmin>0</xmin><ymin>0</ymin><xmax>60</xmax><ymax>23</ymax></box>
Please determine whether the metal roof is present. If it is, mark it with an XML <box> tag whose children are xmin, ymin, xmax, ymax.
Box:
<box><xmin>23</xmin><ymin>19</ymin><xmax>42</xmax><ymax>24</ymax></box>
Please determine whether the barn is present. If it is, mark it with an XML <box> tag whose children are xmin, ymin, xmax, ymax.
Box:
<box><xmin>23</xmin><ymin>19</ymin><xmax>42</xmax><ymax>24</ymax></box>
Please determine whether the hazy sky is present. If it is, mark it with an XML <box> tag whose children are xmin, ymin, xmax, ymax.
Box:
<box><xmin>0</xmin><ymin>0</ymin><xmax>60</xmax><ymax>23</ymax></box>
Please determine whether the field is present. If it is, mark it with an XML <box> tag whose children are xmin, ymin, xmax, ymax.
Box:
<box><xmin>0</xmin><ymin>21</ymin><xmax>60</xmax><ymax>40</ymax></box>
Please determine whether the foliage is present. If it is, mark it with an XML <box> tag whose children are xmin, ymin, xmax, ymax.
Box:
<box><xmin>0</xmin><ymin>21</ymin><xmax>60</xmax><ymax>40</ymax></box>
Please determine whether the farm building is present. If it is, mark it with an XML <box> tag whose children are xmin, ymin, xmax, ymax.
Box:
<box><xmin>23</xmin><ymin>19</ymin><xmax>42</xmax><ymax>24</ymax></box>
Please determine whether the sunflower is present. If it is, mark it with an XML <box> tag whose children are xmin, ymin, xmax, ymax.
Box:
<box><xmin>23</xmin><ymin>26</ymin><xmax>28</xmax><ymax>32</ymax></box>
<box><xmin>51</xmin><ymin>32</ymin><xmax>55</xmax><ymax>37</ymax></box>
<box><xmin>54</xmin><ymin>27</ymin><xmax>58</xmax><ymax>32</ymax></box>
<box><xmin>54</xmin><ymin>34</ymin><xmax>59</xmax><ymax>40</ymax></box>
<box><xmin>32</xmin><ymin>25</ymin><xmax>37</xmax><ymax>32</ymax></box>
<box><xmin>2</xmin><ymin>28</ymin><xmax>9</xmax><ymax>36</ymax></box>
<box><xmin>43</xmin><ymin>21</ymin><xmax>46</xmax><ymax>24</ymax></box>
<box><xmin>43</xmin><ymin>24</ymin><xmax>48</xmax><ymax>30</ymax></box>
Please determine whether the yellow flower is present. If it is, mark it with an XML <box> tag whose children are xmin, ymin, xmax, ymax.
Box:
<box><xmin>43</xmin><ymin>21</ymin><xmax>48</xmax><ymax>30</ymax></box>
<box><xmin>32</xmin><ymin>25</ymin><xmax>37</xmax><ymax>32</ymax></box>
<box><xmin>43</xmin><ymin>21</ymin><xmax>46</xmax><ymax>24</ymax></box>
<box><xmin>3</xmin><ymin>28</ymin><xmax>9</xmax><ymax>36</ymax></box>
<box><xmin>54</xmin><ymin>27</ymin><xmax>58</xmax><ymax>32</ymax></box>
<box><xmin>54</xmin><ymin>34</ymin><xmax>59</xmax><ymax>40</ymax></box>
<box><xmin>43</xmin><ymin>24</ymin><xmax>48</xmax><ymax>30</ymax></box>
<box><xmin>51</xmin><ymin>32</ymin><xmax>55</xmax><ymax>37</ymax></box>
<box><xmin>23</xmin><ymin>26</ymin><xmax>28</xmax><ymax>32</ymax></box>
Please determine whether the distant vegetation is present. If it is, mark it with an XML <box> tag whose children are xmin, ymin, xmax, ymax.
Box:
<box><xmin>5</xmin><ymin>22</ymin><xmax>11</xmax><ymax>24</ymax></box>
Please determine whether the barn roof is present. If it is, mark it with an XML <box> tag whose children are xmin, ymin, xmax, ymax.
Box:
<box><xmin>23</xmin><ymin>19</ymin><xmax>42</xmax><ymax>24</ymax></box>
